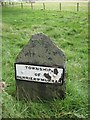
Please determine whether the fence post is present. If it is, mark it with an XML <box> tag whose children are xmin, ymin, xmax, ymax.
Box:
<box><xmin>5</xmin><ymin>2</ymin><xmax>7</xmax><ymax>6</ymax></box>
<box><xmin>21</xmin><ymin>2</ymin><xmax>23</xmax><ymax>8</ymax></box>
<box><xmin>43</xmin><ymin>3</ymin><xmax>45</xmax><ymax>10</ymax></box>
<box><xmin>59</xmin><ymin>3</ymin><xmax>61</xmax><ymax>11</ymax></box>
<box><xmin>1</xmin><ymin>2</ymin><xmax>4</xmax><ymax>6</ymax></box>
<box><xmin>9</xmin><ymin>2</ymin><xmax>11</xmax><ymax>5</ymax></box>
<box><xmin>31</xmin><ymin>2</ymin><xmax>33</xmax><ymax>9</ymax></box>
<box><xmin>12</xmin><ymin>2</ymin><xmax>14</xmax><ymax>6</ymax></box>
<box><xmin>77</xmin><ymin>3</ymin><xmax>79</xmax><ymax>11</ymax></box>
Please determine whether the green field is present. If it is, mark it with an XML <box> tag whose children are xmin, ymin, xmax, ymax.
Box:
<box><xmin>2</xmin><ymin>5</ymin><xmax>88</xmax><ymax>119</ymax></box>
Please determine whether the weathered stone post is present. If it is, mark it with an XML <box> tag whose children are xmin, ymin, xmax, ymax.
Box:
<box><xmin>15</xmin><ymin>33</ymin><xmax>66</xmax><ymax>101</ymax></box>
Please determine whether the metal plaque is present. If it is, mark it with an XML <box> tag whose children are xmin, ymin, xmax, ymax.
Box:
<box><xmin>15</xmin><ymin>64</ymin><xmax>64</xmax><ymax>84</ymax></box>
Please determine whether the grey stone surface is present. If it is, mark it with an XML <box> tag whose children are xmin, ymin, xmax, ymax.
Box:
<box><xmin>15</xmin><ymin>33</ymin><xmax>66</xmax><ymax>101</ymax></box>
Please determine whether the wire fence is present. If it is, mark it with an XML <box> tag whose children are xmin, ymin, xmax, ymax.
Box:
<box><xmin>0</xmin><ymin>1</ymin><xmax>88</xmax><ymax>12</ymax></box>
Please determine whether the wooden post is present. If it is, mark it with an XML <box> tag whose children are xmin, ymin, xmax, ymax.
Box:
<box><xmin>9</xmin><ymin>2</ymin><xmax>11</xmax><ymax>5</ymax></box>
<box><xmin>21</xmin><ymin>2</ymin><xmax>23</xmax><ymax>8</ymax></box>
<box><xmin>43</xmin><ymin>3</ymin><xmax>45</xmax><ymax>10</ymax></box>
<box><xmin>12</xmin><ymin>2</ymin><xmax>14</xmax><ymax>6</ymax></box>
<box><xmin>31</xmin><ymin>2</ymin><xmax>33</xmax><ymax>9</ymax></box>
<box><xmin>77</xmin><ymin>3</ymin><xmax>79</xmax><ymax>11</ymax></box>
<box><xmin>59</xmin><ymin>3</ymin><xmax>61</xmax><ymax>11</ymax></box>
<box><xmin>5</xmin><ymin>2</ymin><xmax>7</xmax><ymax>6</ymax></box>
<box><xmin>1</xmin><ymin>2</ymin><xmax>4</xmax><ymax>6</ymax></box>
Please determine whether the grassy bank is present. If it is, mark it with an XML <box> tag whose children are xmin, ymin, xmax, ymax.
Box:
<box><xmin>2</xmin><ymin>7</ymin><xmax>88</xmax><ymax>118</ymax></box>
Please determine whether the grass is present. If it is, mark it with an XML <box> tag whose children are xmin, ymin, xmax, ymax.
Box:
<box><xmin>2</xmin><ymin>5</ymin><xmax>88</xmax><ymax>119</ymax></box>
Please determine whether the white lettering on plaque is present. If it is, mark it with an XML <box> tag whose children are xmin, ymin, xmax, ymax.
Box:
<box><xmin>15</xmin><ymin>64</ymin><xmax>64</xmax><ymax>83</ymax></box>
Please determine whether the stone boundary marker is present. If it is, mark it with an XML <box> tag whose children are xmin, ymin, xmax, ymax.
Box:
<box><xmin>15</xmin><ymin>33</ymin><xmax>66</xmax><ymax>101</ymax></box>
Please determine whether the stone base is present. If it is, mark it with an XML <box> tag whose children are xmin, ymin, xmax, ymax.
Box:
<box><xmin>16</xmin><ymin>80</ymin><xmax>66</xmax><ymax>101</ymax></box>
